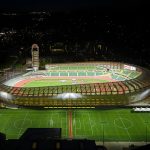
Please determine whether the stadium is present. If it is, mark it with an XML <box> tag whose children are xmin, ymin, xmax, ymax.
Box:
<box><xmin>0</xmin><ymin>5</ymin><xmax>150</xmax><ymax>149</ymax></box>
<box><xmin>1</xmin><ymin>61</ymin><xmax>150</xmax><ymax>145</ymax></box>
<box><xmin>0</xmin><ymin>61</ymin><xmax>150</xmax><ymax>108</ymax></box>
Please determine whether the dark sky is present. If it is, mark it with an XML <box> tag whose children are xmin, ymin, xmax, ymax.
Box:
<box><xmin>0</xmin><ymin>0</ymin><xmax>111</xmax><ymax>10</ymax></box>
<box><xmin>0</xmin><ymin>0</ymin><xmax>144</xmax><ymax>11</ymax></box>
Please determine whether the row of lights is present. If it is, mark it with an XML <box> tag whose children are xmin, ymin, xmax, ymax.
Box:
<box><xmin>44</xmin><ymin>106</ymin><xmax>95</xmax><ymax>109</ymax></box>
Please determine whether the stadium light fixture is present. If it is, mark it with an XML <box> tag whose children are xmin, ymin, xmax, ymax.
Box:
<box><xmin>0</xmin><ymin>91</ymin><xmax>13</xmax><ymax>101</ymax></box>
<box><xmin>56</xmin><ymin>93</ymin><xmax>83</xmax><ymax>100</ymax></box>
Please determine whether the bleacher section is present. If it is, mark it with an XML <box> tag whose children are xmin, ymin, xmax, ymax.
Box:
<box><xmin>122</xmin><ymin>69</ymin><xmax>131</xmax><ymax>75</ymax></box>
<box><xmin>46</xmin><ymin>65</ymin><xmax>97</xmax><ymax>71</ymax></box>
<box><xmin>43</xmin><ymin>71</ymin><xmax>107</xmax><ymax>77</ymax></box>
<box><xmin>44</xmin><ymin>64</ymin><xmax>141</xmax><ymax>80</ymax></box>
<box><xmin>111</xmin><ymin>69</ymin><xmax>141</xmax><ymax>81</ymax></box>
<box><xmin>128</xmin><ymin>71</ymin><xmax>141</xmax><ymax>78</ymax></box>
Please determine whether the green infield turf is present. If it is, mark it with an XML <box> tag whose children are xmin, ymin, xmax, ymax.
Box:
<box><xmin>23</xmin><ymin>78</ymin><xmax>109</xmax><ymax>87</ymax></box>
<box><xmin>0</xmin><ymin>108</ymin><xmax>149</xmax><ymax>142</ymax></box>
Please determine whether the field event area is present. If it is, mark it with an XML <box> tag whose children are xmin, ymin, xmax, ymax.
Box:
<box><xmin>0</xmin><ymin>108</ymin><xmax>149</xmax><ymax>142</ymax></box>
<box><xmin>22</xmin><ymin>78</ymin><xmax>109</xmax><ymax>87</ymax></box>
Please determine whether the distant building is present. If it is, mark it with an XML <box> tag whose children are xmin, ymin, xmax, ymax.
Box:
<box><xmin>50</xmin><ymin>42</ymin><xmax>66</xmax><ymax>54</ymax></box>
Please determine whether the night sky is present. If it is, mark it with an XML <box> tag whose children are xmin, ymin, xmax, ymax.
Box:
<box><xmin>0</xmin><ymin>0</ymin><xmax>144</xmax><ymax>11</ymax></box>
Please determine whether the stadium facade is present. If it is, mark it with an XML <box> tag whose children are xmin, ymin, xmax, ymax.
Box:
<box><xmin>0</xmin><ymin>62</ymin><xmax>150</xmax><ymax>108</ymax></box>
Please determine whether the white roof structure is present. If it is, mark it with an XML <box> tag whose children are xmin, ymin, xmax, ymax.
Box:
<box><xmin>133</xmin><ymin>107</ymin><xmax>150</xmax><ymax>112</ymax></box>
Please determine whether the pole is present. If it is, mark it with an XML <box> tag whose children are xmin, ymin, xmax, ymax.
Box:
<box><xmin>146</xmin><ymin>122</ymin><xmax>147</xmax><ymax>145</ymax></box>
<box><xmin>102</xmin><ymin>123</ymin><xmax>104</xmax><ymax>146</ymax></box>
<box><xmin>145</xmin><ymin>121</ymin><xmax>148</xmax><ymax>145</ymax></box>
<box><xmin>100</xmin><ymin>121</ymin><xmax>106</xmax><ymax>146</ymax></box>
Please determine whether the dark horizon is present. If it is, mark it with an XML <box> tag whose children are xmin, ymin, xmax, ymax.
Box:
<box><xmin>0</xmin><ymin>0</ymin><xmax>146</xmax><ymax>12</ymax></box>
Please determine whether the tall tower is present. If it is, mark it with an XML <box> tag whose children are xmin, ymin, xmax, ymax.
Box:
<box><xmin>31</xmin><ymin>44</ymin><xmax>39</xmax><ymax>71</ymax></box>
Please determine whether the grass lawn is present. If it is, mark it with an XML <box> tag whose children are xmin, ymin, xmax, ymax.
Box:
<box><xmin>0</xmin><ymin>108</ymin><xmax>149</xmax><ymax>142</ymax></box>
<box><xmin>23</xmin><ymin>78</ymin><xmax>109</xmax><ymax>87</ymax></box>
<box><xmin>0</xmin><ymin>109</ymin><xmax>68</xmax><ymax>139</ymax></box>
